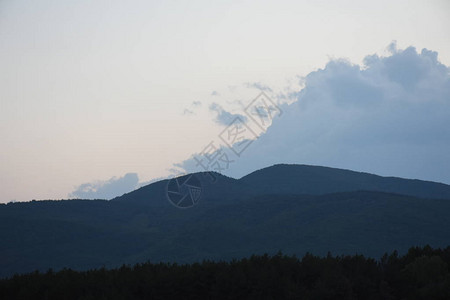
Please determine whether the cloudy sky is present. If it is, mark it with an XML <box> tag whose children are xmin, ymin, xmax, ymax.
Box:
<box><xmin>1</xmin><ymin>0</ymin><xmax>449</xmax><ymax>202</ymax></box>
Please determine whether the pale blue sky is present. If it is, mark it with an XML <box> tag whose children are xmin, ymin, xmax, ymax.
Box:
<box><xmin>1</xmin><ymin>0</ymin><xmax>449</xmax><ymax>201</ymax></box>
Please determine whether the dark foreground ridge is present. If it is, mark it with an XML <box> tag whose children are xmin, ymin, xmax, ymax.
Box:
<box><xmin>1</xmin><ymin>245</ymin><xmax>449</xmax><ymax>300</ymax></box>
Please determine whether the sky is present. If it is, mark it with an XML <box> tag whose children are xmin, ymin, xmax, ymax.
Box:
<box><xmin>1</xmin><ymin>0</ymin><xmax>449</xmax><ymax>202</ymax></box>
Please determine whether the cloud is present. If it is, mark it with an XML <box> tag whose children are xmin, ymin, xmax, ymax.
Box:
<box><xmin>136</xmin><ymin>176</ymin><xmax>168</xmax><ymax>188</ymax></box>
<box><xmin>69</xmin><ymin>173</ymin><xmax>139</xmax><ymax>200</ymax></box>
<box><xmin>211</xmin><ymin>91</ymin><xmax>219</xmax><ymax>96</ymax></box>
<box><xmin>245</xmin><ymin>82</ymin><xmax>273</xmax><ymax>92</ymax></box>
<box><xmin>209</xmin><ymin>102</ymin><xmax>248</xmax><ymax>126</ymax></box>
<box><xmin>177</xmin><ymin>45</ymin><xmax>450</xmax><ymax>184</ymax></box>
<box><xmin>181</xmin><ymin>101</ymin><xmax>203</xmax><ymax>116</ymax></box>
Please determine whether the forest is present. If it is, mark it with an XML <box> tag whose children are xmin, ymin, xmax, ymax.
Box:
<box><xmin>1</xmin><ymin>245</ymin><xmax>449</xmax><ymax>300</ymax></box>
<box><xmin>3</xmin><ymin>166</ymin><xmax>450</xmax><ymax>279</ymax></box>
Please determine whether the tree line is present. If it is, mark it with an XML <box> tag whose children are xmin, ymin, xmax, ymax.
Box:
<box><xmin>1</xmin><ymin>245</ymin><xmax>449</xmax><ymax>299</ymax></box>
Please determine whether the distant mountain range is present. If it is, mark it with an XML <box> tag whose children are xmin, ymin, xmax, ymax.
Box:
<box><xmin>1</xmin><ymin>164</ymin><xmax>450</xmax><ymax>278</ymax></box>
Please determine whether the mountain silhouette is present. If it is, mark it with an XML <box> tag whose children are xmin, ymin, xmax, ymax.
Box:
<box><xmin>1</xmin><ymin>164</ymin><xmax>450</xmax><ymax>278</ymax></box>
<box><xmin>239</xmin><ymin>164</ymin><xmax>450</xmax><ymax>198</ymax></box>
<box><xmin>114</xmin><ymin>164</ymin><xmax>450</xmax><ymax>207</ymax></box>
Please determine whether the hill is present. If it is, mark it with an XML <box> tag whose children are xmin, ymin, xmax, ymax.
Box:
<box><xmin>114</xmin><ymin>164</ymin><xmax>450</xmax><ymax>208</ymax></box>
<box><xmin>1</xmin><ymin>164</ymin><xmax>450</xmax><ymax>278</ymax></box>
<box><xmin>240</xmin><ymin>164</ymin><xmax>450</xmax><ymax>199</ymax></box>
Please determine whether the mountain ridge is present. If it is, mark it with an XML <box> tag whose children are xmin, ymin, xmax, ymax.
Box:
<box><xmin>1</xmin><ymin>164</ymin><xmax>450</xmax><ymax>278</ymax></box>
<box><xmin>113</xmin><ymin>164</ymin><xmax>450</xmax><ymax>207</ymax></box>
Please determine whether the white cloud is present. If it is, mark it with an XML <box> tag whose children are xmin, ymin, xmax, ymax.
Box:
<box><xmin>209</xmin><ymin>102</ymin><xmax>248</xmax><ymax>126</ymax></box>
<box><xmin>245</xmin><ymin>82</ymin><xmax>273</xmax><ymax>92</ymax></box>
<box><xmin>69</xmin><ymin>173</ymin><xmax>139</xmax><ymax>200</ymax></box>
<box><xmin>177</xmin><ymin>44</ymin><xmax>450</xmax><ymax>184</ymax></box>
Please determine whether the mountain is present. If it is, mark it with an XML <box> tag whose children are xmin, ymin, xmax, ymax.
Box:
<box><xmin>114</xmin><ymin>164</ymin><xmax>450</xmax><ymax>208</ymax></box>
<box><xmin>1</xmin><ymin>164</ymin><xmax>450</xmax><ymax>278</ymax></box>
<box><xmin>240</xmin><ymin>164</ymin><xmax>450</xmax><ymax>199</ymax></box>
